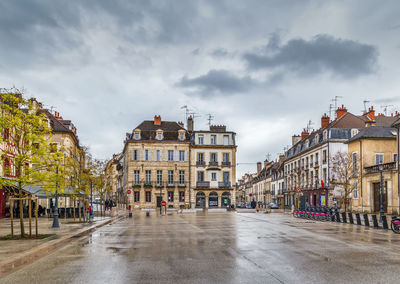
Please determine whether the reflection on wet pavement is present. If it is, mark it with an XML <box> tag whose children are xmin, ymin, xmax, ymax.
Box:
<box><xmin>1</xmin><ymin>212</ymin><xmax>400</xmax><ymax>283</ymax></box>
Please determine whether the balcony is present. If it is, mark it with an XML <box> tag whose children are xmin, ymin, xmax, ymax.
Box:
<box><xmin>196</xmin><ymin>161</ymin><xmax>206</xmax><ymax>166</ymax></box>
<box><xmin>178</xmin><ymin>182</ymin><xmax>186</xmax><ymax>187</ymax></box>
<box><xmin>221</xmin><ymin>161</ymin><xmax>231</xmax><ymax>166</ymax></box>
<box><xmin>218</xmin><ymin>182</ymin><xmax>231</xmax><ymax>188</ymax></box>
<box><xmin>364</xmin><ymin>162</ymin><xmax>397</xmax><ymax>174</ymax></box>
<box><xmin>196</xmin><ymin>181</ymin><xmax>210</xmax><ymax>188</ymax></box>
<box><xmin>209</xmin><ymin>161</ymin><xmax>218</xmax><ymax>166</ymax></box>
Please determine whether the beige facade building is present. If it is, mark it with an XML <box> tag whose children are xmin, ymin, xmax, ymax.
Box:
<box><xmin>348</xmin><ymin>126</ymin><xmax>399</xmax><ymax>214</ymax></box>
<box><xmin>191</xmin><ymin>121</ymin><xmax>237</xmax><ymax>208</ymax></box>
<box><xmin>122</xmin><ymin>116</ymin><xmax>191</xmax><ymax>209</ymax></box>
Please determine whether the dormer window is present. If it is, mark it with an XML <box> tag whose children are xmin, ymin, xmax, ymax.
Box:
<box><xmin>178</xmin><ymin>130</ymin><xmax>185</xmax><ymax>141</ymax></box>
<box><xmin>315</xmin><ymin>134</ymin><xmax>319</xmax><ymax>143</ymax></box>
<box><xmin>323</xmin><ymin>130</ymin><xmax>328</xmax><ymax>140</ymax></box>
<box><xmin>351</xmin><ymin>129</ymin><xmax>359</xmax><ymax>137</ymax></box>
<box><xmin>156</xmin><ymin>130</ymin><xmax>163</xmax><ymax>140</ymax></box>
<box><xmin>133</xmin><ymin>130</ymin><xmax>141</xmax><ymax>140</ymax></box>
<box><xmin>305</xmin><ymin>140</ymin><xmax>309</xmax><ymax>148</ymax></box>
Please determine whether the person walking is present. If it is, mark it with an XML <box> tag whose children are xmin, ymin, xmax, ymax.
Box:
<box><xmin>86</xmin><ymin>205</ymin><xmax>92</xmax><ymax>222</ymax></box>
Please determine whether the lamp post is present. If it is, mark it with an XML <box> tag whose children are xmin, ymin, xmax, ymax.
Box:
<box><xmin>90</xmin><ymin>179</ymin><xmax>93</xmax><ymax>221</ymax></box>
<box><xmin>52</xmin><ymin>166</ymin><xmax>60</xmax><ymax>228</ymax></box>
<box><xmin>378</xmin><ymin>163</ymin><xmax>385</xmax><ymax>221</ymax></box>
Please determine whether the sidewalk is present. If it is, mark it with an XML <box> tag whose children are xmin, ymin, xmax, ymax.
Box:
<box><xmin>0</xmin><ymin>209</ymin><xmax>127</xmax><ymax>277</ymax></box>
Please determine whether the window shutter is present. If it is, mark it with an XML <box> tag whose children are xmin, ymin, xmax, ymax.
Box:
<box><xmin>174</xmin><ymin>150</ymin><xmax>178</xmax><ymax>161</ymax></box>
<box><xmin>132</xmin><ymin>150</ymin><xmax>135</xmax><ymax>160</ymax></box>
<box><xmin>165</xmin><ymin>151</ymin><xmax>168</xmax><ymax>161</ymax></box>
<box><xmin>184</xmin><ymin>151</ymin><xmax>188</xmax><ymax>161</ymax></box>
<box><xmin>142</xmin><ymin>150</ymin><xmax>145</xmax><ymax>161</ymax></box>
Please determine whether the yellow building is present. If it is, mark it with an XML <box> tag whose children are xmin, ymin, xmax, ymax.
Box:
<box><xmin>347</xmin><ymin>126</ymin><xmax>399</xmax><ymax>214</ymax></box>
<box><xmin>122</xmin><ymin>116</ymin><xmax>190</xmax><ymax>209</ymax></box>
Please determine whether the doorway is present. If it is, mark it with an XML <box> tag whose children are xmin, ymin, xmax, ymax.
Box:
<box><xmin>373</xmin><ymin>182</ymin><xmax>387</xmax><ymax>213</ymax></box>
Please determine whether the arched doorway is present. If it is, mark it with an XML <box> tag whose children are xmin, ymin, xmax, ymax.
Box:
<box><xmin>209</xmin><ymin>192</ymin><xmax>218</xmax><ymax>208</ymax></box>
<box><xmin>221</xmin><ymin>192</ymin><xmax>231</xmax><ymax>207</ymax></box>
<box><xmin>196</xmin><ymin>192</ymin><xmax>206</xmax><ymax>208</ymax></box>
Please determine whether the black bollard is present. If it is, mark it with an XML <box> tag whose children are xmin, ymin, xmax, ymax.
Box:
<box><xmin>341</xmin><ymin>212</ymin><xmax>347</xmax><ymax>223</ymax></box>
<box><xmin>382</xmin><ymin>215</ymin><xmax>388</xmax><ymax>230</ymax></box>
<box><xmin>363</xmin><ymin>214</ymin><xmax>370</xmax><ymax>227</ymax></box>
<box><xmin>355</xmin><ymin>213</ymin><xmax>362</xmax><ymax>225</ymax></box>
<box><xmin>372</xmin><ymin>214</ymin><xmax>379</xmax><ymax>229</ymax></box>
<box><xmin>146</xmin><ymin>211</ymin><xmax>150</xmax><ymax>217</ymax></box>
<box><xmin>348</xmin><ymin>213</ymin><xmax>354</xmax><ymax>224</ymax></box>
<box><xmin>336</xmin><ymin>212</ymin><xmax>341</xmax><ymax>222</ymax></box>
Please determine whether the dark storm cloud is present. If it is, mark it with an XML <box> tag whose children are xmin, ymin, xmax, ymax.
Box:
<box><xmin>243</xmin><ymin>34</ymin><xmax>378</xmax><ymax>78</ymax></box>
<box><xmin>179</xmin><ymin>70</ymin><xmax>257</xmax><ymax>95</ymax></box>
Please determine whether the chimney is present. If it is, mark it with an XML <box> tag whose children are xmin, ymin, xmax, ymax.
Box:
<box><xmin>336</xmin><ymin>105</ymin><xmax>347</xmax><ymax>120</ymax></box>
<box><xmin>187</xmin><ymin>115</ymin><xmax>194</xmax><ymax>132</ymax></box>
<box><xmin>257</xmin><ymin>162</ymin><xmax>262</xmax><ymax>175</ymax></box>
<box><xmin>366</xmin><ymin>106</ymin><xmax>375</xmax><ymax>121</ymax></box>
<box><xmin>292</xmin><ymin>135</ymin><xmax>301</xmax><ymax>146</ymax></box>
<box><xmin>154</xmin><ymin>115</ymin><xmax>161</xmax><ymax>125</ymax></box>
<box><xmin>321</xmin><ymin>113</ymin><xmax>330</xmax><ymax>128</ymax></box>
<box><xmin>301</xmin><ymin>129</ymin><xmax>309</xmax><ymax>140</ymax></box>
<box><xmin>178</xmin><ymin>121</ymin><xmax>184</xmax><ymax>128</ymax></box>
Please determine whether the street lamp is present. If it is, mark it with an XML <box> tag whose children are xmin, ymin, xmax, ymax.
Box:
<box><xmin>52</xmin><ymin>165</ymin><xmax>60</xmax><ymax>228</ymax></box>
<box><xmin>90</xmin><ymin>179</ymin><xmax>93</xmax><ymax>221</ymax></box>
<box><xmin>378</xmin><ymin>163</ymin><xmax>385</xmax><ymax>221</ymax></box>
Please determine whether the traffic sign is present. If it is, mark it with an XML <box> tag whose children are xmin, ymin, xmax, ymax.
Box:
<box><xmin>161</xmin><ymin>201</ymin><xmax>167</xmax><ymax>207</ymax></box>
<box><xmin>127</xmin><ymin>189</ymin><xmax>131</xmax><ymax>194</ymax></box>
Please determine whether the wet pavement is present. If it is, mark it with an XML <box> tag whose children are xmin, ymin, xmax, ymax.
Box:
<box><xmin>1</xmin><ymin>212</ymin><xmax>400</xmax><ymax>283</ymax></box>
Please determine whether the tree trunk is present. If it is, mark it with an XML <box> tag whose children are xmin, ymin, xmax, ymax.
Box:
<box><xmin>19</xmin><ymin>198</ymin><xmax>24</xmax><ymax>237</ymax></box>
<box><xmin>78</xmin><ymin>198</ymin><xmax>81</xmax><ymax>222</ymax></box>
<box><xmin>73</xmin><ymin>197</ymin><xmax>76</xmax><ymax>222</ymax></box>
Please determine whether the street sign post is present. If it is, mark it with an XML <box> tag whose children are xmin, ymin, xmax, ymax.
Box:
<box><xmin>127</xmin><ymin>189</ymin><xmax>131</xmax><ymax>195</ymax></box>
<box><xmin>161</xmin><ymin>201</ymin><xmax>167</xmax><ymax>207</ymax></box>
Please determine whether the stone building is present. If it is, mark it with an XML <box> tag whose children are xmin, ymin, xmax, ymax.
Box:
<box><xmin>122</xmin><ymin>115</ymin><xmax>191</xmax><ymax>209</ymax></box>
<box><xmin>347</xmin><ymin>126</ymin><xmax>398</xmax><ymax>214</ymax></box>
<box><xmin>190</xmin><ymin>119</ymin><xmax>237</xmax><ymax>208</ymax></box>
<box><xmin>284</xmin><ymin>106</ymin><xmax>399</xmax><ymax>210</ymax></box>
<box><xmin>105</xmin><ymin>153</ymin><xmax>125</xmax><ymax>207</ymax></box>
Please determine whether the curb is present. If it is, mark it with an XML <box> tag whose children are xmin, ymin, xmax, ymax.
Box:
<box><xmin>0</xmin><ymin>214</ymin><xmax>126</xmax><ymax>277</ymax></box>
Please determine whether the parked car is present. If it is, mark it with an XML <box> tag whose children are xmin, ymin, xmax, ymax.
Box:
<box><xmin>267</xmin><ymin>202</ymin><xmax>279</xmax><ymax>209</ymax></box>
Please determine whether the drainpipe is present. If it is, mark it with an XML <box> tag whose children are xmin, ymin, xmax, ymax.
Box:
<box><xmin>189</xmin><ymin>139</ymin><xmax>192</xmax><ymax>209</ymax></box>
<box><xmin>397</xmin><ymin>128</ymin><xmax>400</xmax><ymax>215</ymax></box>
<box><xmin>360</xmin><ymin>140</ymin><xmax>363</xmax><ymax>213</ymax></box>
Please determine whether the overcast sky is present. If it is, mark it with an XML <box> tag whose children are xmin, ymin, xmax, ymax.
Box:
<box><xmin>1</xmin><ymin>0</ymin><xmax>400</xmax><ymax>178</ymax></box>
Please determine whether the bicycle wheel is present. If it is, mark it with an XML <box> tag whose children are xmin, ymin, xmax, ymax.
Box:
<box><xmin>391</xmin><ymin>222</ymin><xmax>400</xmax><ymax>234</ymax></box>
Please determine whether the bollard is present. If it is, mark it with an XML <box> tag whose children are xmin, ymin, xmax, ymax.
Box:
<box><xmin>363</xmin><ymin>214</ymin><xmax>370</xmax><ymax>227</ymax></box>
<box><xmin>372</xmin><ymin>214</ymin><xmax>379</xmax><ymax>229</ymax></box>
<box><xmin>335</xmin><ymin>212</ymin><xmax>341</xmax><ymax>223</ymax></box>
<box><xmin>341</xmin><ymin>212</ymin><xmax>347</xmax><ymax>223</ymax></box>
<box><xmin>355</xmin><ymin>213</ymin><xmax>362</xmax><ymax>225</ymax></box>
<box><xmin>146</xmin><ymin>211</ymin><xmax>150</xmax><ymax>217</ymax></box>
<box><xmin>382</xmin><ymin>215</ymin><xmax>388</xmax><ymax>230</ymax></box>
<box><xmin>348</xmin><ymin>213</ymin><xmax>354</xmax><ymax>224</ymax></box>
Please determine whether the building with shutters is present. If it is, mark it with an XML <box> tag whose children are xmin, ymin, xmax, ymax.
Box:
<box><xmin>190</xmin><ymin>120</ymin><xmax>237</xmax><ymax>209</ymax></box>
<box><xmin>122</xmin><ymin>115</ymin><xmax>191</xmax><ymax>209</ymax></box>
<box><xmin>347</xmin><ymin>126</ymin><xmax>398</xmax><ymax>214</ymax></box>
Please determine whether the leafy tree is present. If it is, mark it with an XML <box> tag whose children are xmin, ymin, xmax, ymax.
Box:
<box><xmin>0</xmin><ymin>90</ymin><xmax>55</xmax><ymax>237</ymax></box>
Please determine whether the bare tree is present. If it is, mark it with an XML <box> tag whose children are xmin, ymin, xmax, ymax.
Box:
<box><xmin>330</xmin><ymin>151</ymin><xmax>360</xmax><ymax>212</ymax></box>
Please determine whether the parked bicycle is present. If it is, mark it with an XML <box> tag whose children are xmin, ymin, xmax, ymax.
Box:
<box><xmin>391</xmin><ymin>216</ymin><xmax>400</xmax><ymax>234</ymax></box>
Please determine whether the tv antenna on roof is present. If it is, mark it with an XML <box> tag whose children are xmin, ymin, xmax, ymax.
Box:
<box><xmin>207</xmin><ymin>113</ymin><xmax>214</xmax><ymax>127</ymax></box>
<box><xmin>363</xmin><ymin>100</ymin><xmax>370</xmax><ymax>113</ymax></box>
<box><xmin>381</xmin><ymin>105</ymin><xmax>394</xmax><ymax>116</ymax></box>
<box><xmin>306</xmin><ymin>120</ymin><xmax>314</xmax><ymax>132</ymax></box>
<box><xmin>331</xmin><ymin>96</ymin><xmax>343</xmax><ymax>113</ymax></box>
<box><xmin>265</xmin><ymin>153</ymin><xmax>271</xmax><ymax>161</ymax></box>
<box><xmin>329</xmin><ymin>104</ymin><xmax>335</xmax><ymax>119</ymax></box>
